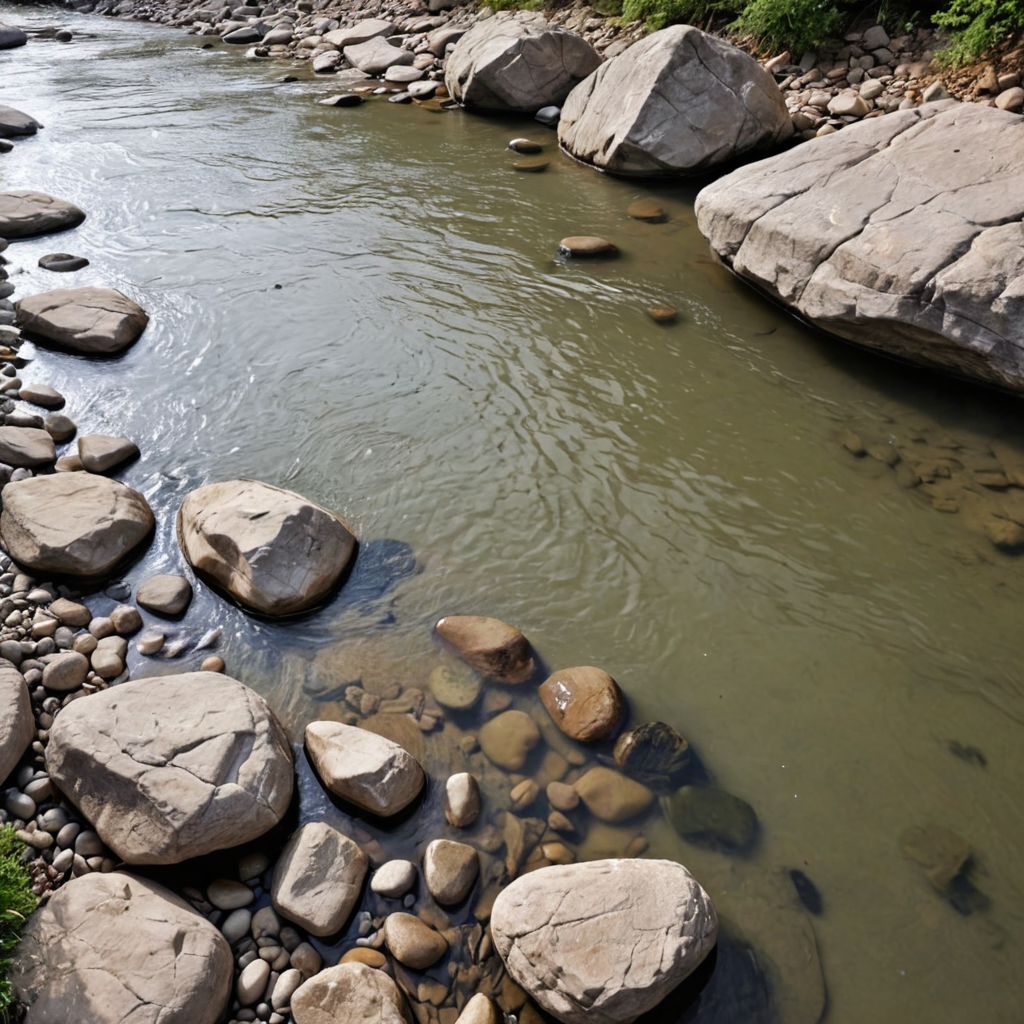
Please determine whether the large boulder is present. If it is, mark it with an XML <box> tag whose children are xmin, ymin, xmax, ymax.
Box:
<box><xmin>343</xmin><ymin>37</ymin><xmax>414</xmax><ymax>75</ymax></box>
<box><xmin>0</xmin><ymin>191</ymin><xmax>85</xmax><ymax>239</ymax></box>
<box><xmin>291</xmin><ymin>962</ymin><xmax>409</xmax><ymax>1024</ymax></box>
<box><xmin>46</xmin><ymin>674</ymin><xmax>294</xmax><ymax>864</ymax></box>
<box><xmin>0</xmin><ymin>473</ymin><xmax>154</xmax><ymax>577</ymax></box>
<box><xmin>323</xmin><ymin>18</ymin><xmax>394</xmax><ymax>48</ymax></box>
<box><xmin>491</xmin><ymin>859</ymin><xmax>718</xmax><ymax>1024</ymax></box>
<box><xmin>0</xmin><ymin>104</ymin><xmax>38</xmax><ymax>136</ymax></box>
<box><xmin>0</xmin><ymin>427</ymin><xmax>55</xmax><ymax>467</ymax></box>
<box><xmin>177</xmin><ymin>479</ymin><xmax>356</xmax><ymax>616</ymax></box>
<box><xmin>558</xmin><ymin>25</ymin><xmax>790</xmax><ymax>176</ymax></box>
<box><xmin>0</xmin><ymin>25</ymin><xmax>28</xmax><ymax>50</ymax></box>
<box><xmin>16</xmin><ymin>288</ymin><xmax>148</xmax><ymax>354</ymax></box>
<box><xmin>694</xmin><ymin>103</ymin><xmax>1024</xmax><ymax>393</ymax></box>
<box><xmin>445</xmin><ymin>12</ymin><xmax>600</xmax><ymax>114</ymax></box>
<box><xmin>12</xmin><ymin>871</ymin><xmax>233</xmax><ymax>1024</ymax></box>
<box><xmin>0</xmin><ymin>662</ymin><xmax>33</xmax><ymax>784</ymax></box>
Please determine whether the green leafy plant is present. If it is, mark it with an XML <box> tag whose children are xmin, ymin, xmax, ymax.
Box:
<box><xmin>0</xmin><ymin>827</ymin><xmax>36</xmax><ymax>1020</ymax></box>
<box><xmin>620</xmin><ymin>0</ymin><xmax>726</xmax><ymax>30</ymax></box>
<box><xmin>933</xmin><ymin>0</ymin><xmax>1024</xmax><ymax>62</ymax></box>
<box><xmin>731</xmin><ymin>0</ymin><xmax>846</xmax><ymax>53</ymax></box>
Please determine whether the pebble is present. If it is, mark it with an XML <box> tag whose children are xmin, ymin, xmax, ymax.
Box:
<box><xmin>546</xmin><ymin>781</ymin><xmax>579</xmax><ymax>812</ymax></box>
<box><xmin>252</xmin><ymin>905</ymin><xmax>282</xmax><ymax>938</ymax></box>
<box><xmin>5</xmin><ymin>791</ymin><xmax>35</xmax><ymax>819</ymax></box>
<box><xmin>444</xmin><ymin>772</ymin><xmax>481</xmax><ymax>828</ymax></box>
<box><xmin>270</xmin><ymin>967</ymin><xmax>302</xmax><ymax>1009</ymax></box>
<box><xmin>508</xmin><ymin>138</ymin><xmax>542</xmax><ymax>153</ymax></box>
<box><xmin>37</xmin><ymin>253</ymin><xmax>88</xmax><ymax>273</ymax></box>
<box><xmin>222</xmin><ymin>908</ymin><xmax>253</xmax><ymax>944</ymax></box>
<box><xmin>201</xmin><ymin>655</ymin><xmax>226</xmax><ymax>672</ymax></box>
<box><xmin>237</xmin><ymin>959</ymin><xmax>271</xmax><ymax>1006</ymax></box>
<box><xmin>371</xmin><ymin>858</ymin><xmax>417</xmax><ymax>898</ymax></box>
<box><xmin>74</xmin><ymin>831</ymin><xmax>103</xmax><ymax>857</ymax></box>
<box><xmin>110</xmin><ymin>605</ymin><xmax>142</xmax><ymax>635</ymax></box>
<box><xmin>88</xmin><ymin>617</ymin><xmax>115</xmax><ymax>639</ymax></box>
<box><xmin>647</xmin><ymin>306</ymin><xmax>678</xmax><ymax>323</ymax></box>
<box><xmin>41</xmin><ymin>652</ymin><xmax>89</xmax><ymax>692</ymax></box>
<box><xmin>137</xmin><ymin>573</ymin><xmax>193</xmax><ymax>616</ymax></box>
<box><xmin>290</xmin><ymin>941</ymin><xmax>321</xmax><ymax>978</ymax></box>
<box><xmin>136</xmin><ymin>629</ymin><xmax>166</xmax><ymax>655</ymax></box>
<box><xmin>238</xmin><ymin>851</ymin><xmax>270</xmax><ymax>881</ymax></box>
<box><xmin>89</xmin><ymin>648</ymin><xmax>124</xmax><ymax>680</ymax></box>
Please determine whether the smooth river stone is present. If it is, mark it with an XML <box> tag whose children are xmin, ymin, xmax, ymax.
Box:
<box><xmin>0</xmin><ymin>661</ymin><xmax>33</xmax><ymax>783</ymax></box>
<box><xmin>538</xmin><ymin>665</ymin><xmax>626</xmax><ymax>742</ymax></box>
<box><xmin>18</xmin><ymin>382</ymin><xmax>65</xmax><ymax>408</ymax></box>
<box><xmin>0</xmin><ymin>426</ymin><xmax>56</xmax><ymax>467</ymax></box>
<box><xmin>478</xmin><ymin>709</ymin><xmax>540</xmax><ymax>771</ymax></box>
<box><xmin>573</xmin><ymin>766</ymin><xmax>654</xmax><ymax>823</ymax></box>
<box><xmin>16</xmin><ymin>287</ymin><xmax>148</xmax><ymax>353</ymax></box>
<box><xmin>613</xmin><ymin>721</ymin><xmax>691</xmax><ymax>791</ymax></box>
<box><xmin>291</xmin><ymin>962</ymin><xmax>409</xmax><ymax>1024</ymax></box>
<box><xmin>423</xmin><ymin>839</ymin><xmax>479</xmax><ymax>905</ymax></box>
<box><xmin>78</xmin><ymin>434</ymin><xmax>139</xmax><ymax>473</ymax></box>
<box><xmin>491</xmin><ymin>859</ymin><xmax>718</xmax><ymax>1024</ymax></box>
<box><xmin>559</xmin><ymin>235</ymin><xmax>618</xmax><ymax>258</ymax></box>
<box><xmin>137</xmin><ymin>573</ymin><xmax>193</xmax><ymax>616</ymax></box>
<box><xmin>435</xmin><ymin>614</ymin><xmax>534</xmax><ymax>683</ymax></box>
<box><xmin>444</xmin><ymin>772</ymin><xmax>481</xmax><ymax>828</ymax></box>
<box><xmin>0</xmin><ymin>191</ymin><xmax>84</xmax><ymax>240</ymax></box>
<box><xmin>666</xmin><ymin>785</ymin><xmax>758</xmax><ymax>851</ymax></box>
<box><xmin>370</xmin><ymin>859</ymin><xmax>417</xmax><ymax>898</ymax></box>
<box><xmin>38</xmin><ymin>253</ymin><xmax>90</xmax><ymax>272</ymax></box>
<box><xmin>382</xmin><ymin>913</ymin><xmax>447</xmax><ymax>969</ymax></box>
<box><xmin>0</xmin><ymin>107</ymin><xmax>39</xmax><ymax>137</ymax></box>
<box><xmin>427</xmin><ymin>662</ymin><xmax>481</xmax><ymax>709</ymax></box>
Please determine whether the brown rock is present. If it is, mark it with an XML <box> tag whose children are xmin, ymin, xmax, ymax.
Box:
<box><xmin>435</xmin><ymin>614</ymin><xmax>534</xmax><ymax>682</ymax></box>
<box><xmin>292</xmin><ymin>962</ymin><xmax>409</xmax><ymax>1024</ymax></box>
<box><xmin>423</xmin><ymin>839</ymin><xmax>479</xmax><ymax>905</ymax></box>
<box><xmin>478</xmin><ymin>710</ymin><xmax>540</xmax><ymax>771</ymax></box>
<box><xmin>339</xmin><ymin>948</ymin><xmax>387</xmax><ymax>967</ymax></box>
<box><xmin>383</xmin><ymin>913</ymin><xmax>447</xmax><ymax>969</ymax></box>
<box><xmin>574</xmin><ymin>766</ymin><xmax>654</xmax><ymax>823</ymax></box>
<box><xmin>16</xmin><ymin>287</ymin><xmax>148</xmax><ymax>354</ymax></box>
<box><xmin>538</xmin><ymin>666</ymin><xmax>626</xmax><ymax>742</ymax></box>
<box><xmin>558</xmin><ymin>236</ymin><xmax>618</xmax><ymax>258</ymax></box>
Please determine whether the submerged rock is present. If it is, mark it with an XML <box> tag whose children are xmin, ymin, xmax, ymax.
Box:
<box><xmin>491</xmin><ymin>859</ymin><xmax>718</xmax><ymax>1024</ymax></box>
<box><xmin>559</xmin><ymin>235</ymin><xmax>617</xmax><ymax>258</ymax></box>
<box><xmin>538</xmin><ymin>665</ymin><xmax>626</xmax><ymax>742</ymax></box>
<box><xmin>0</xmin><ymin>473</ymin><xmax>154</xmax><ymax>577</ymax></box>
<box><xmin>445</xmin><ymin>12</ymin><xmax>600</xmax><ymax>114</ymax></box>
<box><xmin>16</xmin><ymin>287</ymin><xmax>148</xmax><ymax>353</ymax></box>
<box><xmin>574</xmin><ymin>766</ymin><xmax>654</xmax><ymax>823</ymax></box>
<box><xmin>291</xmin><ymin>962</ymin><xmax>408</xmax><ymax>1024</ymax></box>
<box><xmin>478</xmin><ymin>709</ymin><xmax>540</xmax><ymax>771</ymax></box>
<box><xmin>558</xmin><ymin>26</ymin><xmax>790</xmax><ymax>177</ymax></box>
<box><xmin>46</xmin><ymin>673</ymin><xmax>294</xmax><ymax>864</ymax></box>
<box><xmin>613</xmin><ymin>721</ymin><xmax>691</xmax><ymax>791</ymax></box>
<box><xmin>177</xmin><ymin>478</ymin><xmax>356</xmax><ymax>616</ymax></box>
<box><xmin>666</xmin><ymin>785</ymin><xmax>758</xmax><ymax>852</ymax></box>
<box><xmin>694</xmin><ymin>103</ymin><xmax>1024</xmax><ymax>393</ymax></box>
<box><xmin>428</xmin><ymin>662</ymin><xmax>481</xmax><ymax>710</ymax></box>
<box><xmin>435</xmin><ymin>614</ymin><xmax>534</xmax><ymax>682</ymax></box>
<box><xmin>901</xmin><ymin>823</ymin><xmax>972</xmax><ymax>891</ymax></box>
<box><xmin>12</xmin><ymin>871</ymin><xmax>233</xmax><ymax>1024</ymax></box>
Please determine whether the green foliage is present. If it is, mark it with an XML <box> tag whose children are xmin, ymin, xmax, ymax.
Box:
<box><xmin>933</xmin><ymin>0</ymin><xmax>1024</xmax><ymax>62</ymax></box>
<box><xmin>620</xmin><ymin>0</ymin><xmax>724</xmax><ymax>31</ymax></box>
<box><xmin>731</xmin><ymin>0</ymin><xmax>846</xmax><ymax>53</ymax></box>
<box><xmin>0</xmin><ymin>827</ymin><xmax>36</xmax><ymax>1019</ymax></box>
<box><xmin>485</xmin><ymin>0</ymin><xmax>544</xmax><ymax>10</ymax></box>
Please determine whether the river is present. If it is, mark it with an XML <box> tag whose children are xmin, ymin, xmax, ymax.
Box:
<box><xmin>2</xmin><ymin>7</ymin><xmax>1023</xmax><ymax>1022</ymax></box>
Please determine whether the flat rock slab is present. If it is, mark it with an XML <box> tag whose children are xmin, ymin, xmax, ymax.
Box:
<box><xmin>491</xmin><ymin>859</ymin><xmax>718</xmax><ymax>1024</ymax></box>
<box><xmin>0</xmin><ymin>472</ymin><xmax>154</xmax><ymax>577</ymax></box>
<box><xmin>694</xmin><ymin>103</ymin><xmax>1024</xmax><ymax>393</ymax></box>
<box><xmin>445</xmin><ymin>12</ymin><xmax>599</xmax><ymax>114</ymax></box>
<box><xmin>46</xmin><ymin>673</ymin><xmax>294</xmax><ymax>864</ymax></box>
<box><xmin>343</xmin><ymin>37</ymin><xmax>414</xmax><ymax>75</ymax></box>
<box><xmin>0</xmin><ymin>426</ymin><xmax>55</xmax><ymax>467</ymax></box>
<box><xmin>0</xmin><ymin>105</ymin><xmax>38</xmax><ymax>137</ymax></box>
<box><xmin>558</xmin><ymin>25</ymin><xmax>791</xmax><ymax>176</ymax></box>
<box><xmin>323</xmin><ymin>18</ymin><xmax>394</xmax><ymax>48</ymax></box>
<box><xmin>177</xmin><ymin>479</ymin><xmax>357</xmax><ymax>616</ymax></box>
<box><xmin>0</xmin><ymin>191</ymin><xmax>84</xmax><ymax>239</ymax></box>
<box><xmin>12</xmin><ymin>871</ymin><xmax>233</xmax><ymax>1024</ymax></box>
<box><xmin>78</xmin><ymin>433</ymin><xmax>139</xmax><ymax>473</ymax></box>
<box><xmin>0</xmin><ymin>662</ymin><xmax>33</xmax><ymax>783</ymax></box>
<box><xmin>16</xmin><ymin>287</ymin><xmax>148</xmax><ymax>354</ymax></box>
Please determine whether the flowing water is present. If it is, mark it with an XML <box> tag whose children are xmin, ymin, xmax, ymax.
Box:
<box><xmin>2</xmin><ymin>8</ymin><xmax>1024</xmax><ymax>1022</ymax></box>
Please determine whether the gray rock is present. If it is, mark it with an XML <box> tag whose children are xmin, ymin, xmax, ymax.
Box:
<box><xmin>0</xmin><ymin>106</ymin><xmax>38</xmax><ymax>138</ymax></box>
<box><xmin>0</xmin><ymin>426</ymin><xmax>55</xmax><ymax>467</ymax></box>
<box><xmin>78</xmin><ymin>434</ymin><xmax>139</xmax><ymax>473</ymax></box>
<box><xmin>343</xmin><ymin>36</ymin><xmax>415</xmax><ymax>75</ymax></box>
<box><xmin>291</xmin><ymin>962</ymin><xmax>408</xmax><ymax>1024</ymax></box>
<box><xmin>445</xmin><ymin>12</ymin><xmax>599</xmax><ymax>114</ymax></box>
<box><xmin>38</xmin><ymin>253</ymin><xmax>89</xmax><ymax>273</ymax></box>
<box><xmin>694</xmin><ymin>103</ymin><xmax>1024</xmax><ymax>393</ymax></box>
<box><xmin>322</xmin><ymin>19</ymin><xmax>394</xmax><ymax>48</ymax></box>
<box><xmin>41</xmin><ymin>651</ymin><xmax>89</xmax><ymax>692</ymax></box>
<box><xmin>492</xmin><ymin>859</ymin><xmax>718</xmax><ymax>1024</ymax></box>
<box><xmin>1</xmin><ymin>473</ymin><xmax>154</xmax><ymax>577</ymax></box>
<box><xmin>384</xmin><ymin>65</ymin><xmax>423</xmax><ymax>84</ymax></box>
<box><xmin>0</xmin><ymin>191</ymin><xmax>84</xmax><ymax>239</ymax></box>
<box><xmin>305</xmin><ymin>720</ymin><xmax>424</xmax><ymax>816</ymax></box>
<box><xmin>0</xmin><ymin>661</ymin><xmax>32</xmax><ymax>782</ymax></box>
<box><xmin>137</xmin><ymin>573</ymin><xmax>193</xmax><ymax>616</ymax></box>
<box><xmin>311</xmin><ymin>50</ymin><xmax>341</xmax><ymax>72</ymax></box>
<box><xmin>558</xmin><ymin>25</ymin><xmax>791</xmax><ymax>176</ymax></box>
<box><xmin>177</xmin><ymin>479</ymin><xmax>356</xmax><ymax>616</ymax></box>
<box><xmin>46</xmin><ymin>673</ymin><xmax>294</xmax><ymax>864</ymax></box>
<box><xmin>43</xmin><ymin>413</ymin><xmax>76</xmax><ymax>442</ymax></box>
<box><xmin>18</xmin><ymin>383</ymin><xmax>64</xmax><ymax>408</ymax></box>
<box><xmin>16</xmin><ymin>287</ymin><xmax>148</xmax><ymax>354</ymax></box>
<box><xmin>271</xmin><ymin>822</ymin><xmax>368</xmax><ymax>937</ymax></box>
<box><xmin>223</xmin><ymin>25</ymin><xmax>263</xmax><ymax>43</ymax></box>
<box><xmin>12</xmin><ymin>871</ymin><xmax>233</xmax><ymax>1024</ymax></box>
<box><xmin>0</xmin><ymin>25</ymin><xmax>28</xmax><ymax>50</ymax></box>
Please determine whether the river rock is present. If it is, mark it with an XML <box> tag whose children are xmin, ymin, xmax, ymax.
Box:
<box><xmin>292</xmin><ymin>962</ymin><xmax>409</xmax><ymax>1024</ymax></box>
<box><xmin>455</xmin><ymin>994</ymin><xmax>499</xmax><ymax>1024</ymax></box>
<box><xmin>137</xmin><ymin>573</ymin><xmax>193</xmax><ymax>616</ymax></box>
<box><xmin>18</xmin><ymin>382</ymin><xmax>64</xmax><ymax>408</ymax></box>
<box><xmin>305</xmin><ymin>719</ymin><xmax>425</xmax><ymax>816</ymax></box>
<box><xmin>423</xmin><ymin>838</ymin><xmax>479</xmax><ymax>904</ymax></box>
<box><xmin>271</xmin><ymin>822</ymin><xmax>368</xmax><ymax>936</ymax></box>
<box><xmin>343</xmin><ymin>37</ymin><xmax>414</xmax><ymax>75</ymax></box>
<box><xmin>46</xmin><ymin>673</ymin><xmax>293</xmax><ymax>864</ymax></box>
<box><xmin>0</xmin><ymin>426</ymin><xmax>55</xmax><ymax>467</ymax></box>
<box><xmin>478</xmin><ymin>709</ymin><xmax>540</xmax><ymax>770</ymax></box>
<box><xmin>0</xmin><ymin>26</ymin><xmax>28</xmax><ymax>50</ymax></box>
<box><xmin>11</xmin><ymin>871</ymin><xmax>233</xmax><ymax>1024</ymax></box>
<box><xmin>323</xmin><ymin>19</ymin><xmax>394</xmax><ymax>48</ymax></box>
<box><xmin>382</xmin><ymin>912</ymin><xmax>447</xmax><ymax>969</ymax></box>
<box><xmin>538</xmin><ymin>665</ymin><xmax>625</xmax><ymax>742</ymax></box>
<box><xmin>0</xmin><ymin>191</ymin><xmax>83</xmax><ymax>239</ymax></box>
<box><xmin>78</xmin><ymin>434</ymin><xmax>139</xmax><ymax>473</ymax></box>
<box><xmin>0</xmin><ymin>106</ymin><xmax>38</xmax><ymax>137</ymax></box>
<box><xmin>444</xmin><ymin>771</ymin><xmax>481</xmax><ymax>827</ymax></box>
<box><xmin>491</xmin><ymin>859</ymin><xmax>718</xmax><ymax>1024</ymax></box>
<box><xmin>666</xmin><ymin>785</ymin><xmax>758</xmax><ymax>852</ymax></box>
<box><xmin>428</xmin><ymin>662</ymin><xmax>481</xmax><ymax>709</ymax></box>
<box><xmin>558</xmin><ymin>25</ymin><xmax>790</xmax><ymax>177</ymax></box>
<box><xmin>901</xmin><ymin>823</ymin><xmax>971</xmax><ymax>891</ymax></box>
<box><xmin>41</xmin><ymin>651</ymin><xmax>89</xmax><ymax>691</ymax></box>
<box><xmin>44</xmin><ymin>413</ymin><xmax>76</xmax><ymax>442</ymax></box>
<box><xmin>0</xmin><ymin>473</ymin><xmax>154</xmax><ymax>577</ymax></box>
<box><xmin>177</xmin><ymin>479</ymin><xmax>356</xmax><ymax>616</ymax></box>
<box><xmin>370</xmin><ymin>858</ymin><xmax>417</xmax><ymax>898</ymax></box>
<box><xmin>16</xmin><ymin>287</ymin><xmax>148</xmax><ymax>353</ymax></box>
<box><xmin>613</xmin><ymin>721</ymin><xmax>691</xmax><ymax>791</ymax></box>
<box><xmin>445</xmin><ymin>12</ymin><xmax>599</xmax><ymax>114</ymax></box>
<box><xmin>435</xmin><ymin>614</ymin><xmax>534</xmax><ymax>682</ymax></box>
<box><xmin>38</xmin><ymin>253</ymin><xmax>89</xmax><ymax>272</ymax></box>
<box><xmin>694</xmin><ymin>103</ymin><xmax>1024</xmax><ymax>393</ymax></box>
<box><xmin>573</xmin><ymin>766</ymin><xmax>653</xmax><ymax>823</ymax></box>
<box><xmin>0</xmin><ymin>662</ymin><xmax>32</xmax><ymax>783</ymax></box>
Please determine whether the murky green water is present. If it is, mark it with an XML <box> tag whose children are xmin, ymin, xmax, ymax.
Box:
<box><xmin>3</xmin><ymin>8</ymin><xmax>1024</xmax><ymax>1021</ymax></box>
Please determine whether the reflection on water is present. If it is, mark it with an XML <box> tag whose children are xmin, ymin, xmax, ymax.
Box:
<box><xmin>2</xmin><ymin>7</ymin><xmax>1024</xmax><ymax>1021</ymax></box>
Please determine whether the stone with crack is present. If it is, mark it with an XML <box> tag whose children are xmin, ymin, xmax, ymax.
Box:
<box><xmin>0</xmin><ymin>190</ymin><xmax>83</xmax><ymax>239</ymax></box>
<box><xmin>491</xmin><ymin>859</ymin><xmax>718</xmax><ymax>1024</ymax></box>
<box><xmin>15</xmin><ymin>286</ymin><xmax>147</xmax><ymax>353</ymax></box>
<box><xmin>45</xmin><ymin>673</ymin><xmax>294</xmax><ymax>864</ymax></box>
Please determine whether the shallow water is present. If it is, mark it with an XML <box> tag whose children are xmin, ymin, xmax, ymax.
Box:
<box><xmin>2</xmin><ymin>8</ymin><xmax>1024</xmax><ymax>1021</ymax></box>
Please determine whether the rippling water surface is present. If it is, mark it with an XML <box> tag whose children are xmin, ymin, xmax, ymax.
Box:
<box><xmin>3</xmin><ymin>8</ymin><xmax>1024</xmax><ymax>1021</ymax></box>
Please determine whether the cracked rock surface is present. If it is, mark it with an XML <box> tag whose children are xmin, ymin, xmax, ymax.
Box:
<box><xmin>695</xmin><ymin>102</ymin><xmax>1024</xmax><ymax>393</ymax></box>
<box><xmin>445</xmin><ymin>12</ymin><xmax>600</xmax><ymax>114</ymax></box>
<box><xmin>558</xmin><ymin>25</ymin><xmax>791</xmax><ymax>177</ymax></box>
<box><xmin>12</xmin><ymin>870</ymin><xmax>233</xmax><ymax>1024</ymax></box>
<box><xmin>177</xmin><ymin>479</ymin><xmax>357</xmax><ymax>617</ymax></box>
<box><xmin>15</xmin><ymin>286</ymin><xmax>149</xmax><ymax>354</ymax></box>
<box><xmin>46</xmin><ymin>673</ymin><xmax>294</xmax><ymax>864</ymax></box>
<box><xmin>0</xmin><ymin>190</ymin><xmax>84</xmax><ymax>238</ymax></box>
<box><xmin>0</xmin><ymin>472</ymin><xmax>155</xmax><ymax>577</ymax></box>
<box><xmin>491</xmin><ymin>858</ymin><xmax>718</xmax><ymax>1024</ymax></box>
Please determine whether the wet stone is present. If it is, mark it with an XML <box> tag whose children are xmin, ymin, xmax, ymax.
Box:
<box><xmin>18</xmin><ymin>383</ymin><xmax>64</xmax><ymax>409</ymax></box>
<box><xmin>428</xmin><ymin>663</ymin><xmax>481</xmax><ymax>710</ymax></box>
<box><xmin>435</xmin><ymin>614</ymin><xmax>534</xmax><ymax>683</ymax></box>
<box><xmin>38</xmin><ymin>253</ymin><xmax>89</xmax><ymax>273</ymax></box>
<box><xmin>137</xmin><ymin>573</ymin><xmax>193</xmax><ymax>616</ymax></box>
<box><xmin>423</xmin><ymin>839</ymin><xmax>479</xmax><ymax>905</ymax></box>
<box><xmin>512</xmin><ymin>159</ymin><xmax>550</xmax><ymax>173</ymax></box>
<box><xmin>647</xmin><ymin>306</ymin><xmax>678</xmax><ymax>323</ymax></box>
<box><xmin>559</xmin><ymin>236</ymin><xmax>618</xmax><ymax>258</ymax></box>
<box><xmin>901</xmin><ymin>823</ymin><xmax>972</xmax><ymax>891</ymax></box>
<box><xmin>444</xmin><ymin>772</ymin><xmax>481</xmax><ymax>828</ymax></box>
<box><xmin>613</xmin><ymin>721</ymin><xmax>692</xmax><ymax>791</ymax></box>
<box><xmin>509</xmin><ymin>138</ymin><xmax>543</xmax><ymax>154</ymax></box>
<box><xmin>318</xmin><ymin>94</ymin><xmax>363</xmax><ymax>107</ymax></box>
<box><xmin>538</xmin><ymin>665</ymin><xmax>625</xmax><ymax>742</ymax></box>
<box><xmin>478</xmin><ymin>709</ymin><xmax>540</xmax><ymax>771</ymax></box>
<box><xmin>574</xmin><ymin>766</ymin><xmax>654</xmax><ymax>824</ymax></box>
<box><xmin>43</xmin><ymin>413</ymin><xmax>76</xmax><ymax>442</ymax></box>
<box><xmin>666</xmin><ymin>785</ymin><xmax>758</xmax><ymax>852</ymax></box>
<box><xmin>628</xmin><ymin>199</ymin><xmax>668</xmax><ymax>222</ymax></box>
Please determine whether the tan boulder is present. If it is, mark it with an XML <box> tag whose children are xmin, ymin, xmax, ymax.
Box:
<box><xmin>0</xmin><ymin>427</ymin><xmax>55</xmax><ymax>468</ymax></box>
<box><xmin>12</xmin><ymin>871</ymin><xmax>233</xmax><ymax>1024</ymax></box>
<box><xmin>573</xmin><ymin>766</ymin><xmax>653</xmax><ymax>823</ymax></box>
<box><xmin>435</xmin><ymin>614</ymin><xmax>534</xmax><ymax>682</ymax></box>
<box><xmin>382</xmin><ymin>913</ymin><xmax>447</xmax><ymax>969</ymax></box>
<box><xmin>46</xmin><ymin>674</ymin><xmax>293</xmax><ymax>864</ymax></box>
<box><xmin>0</xmin><ymin>190</ymin><xmax>85</xmax><ymax>239</ymax></box>
<box><xmin>16</xmin><ymin>287</ymin><xmax>148</xmax><ymax>353</ymax></box>
<box><xmin>292</xmin><ymin>962</ymin><xmax>408</xmax><ymax>1024</ymax></box>
<box><xmin>0</xmin><ymin>662</ymin><xmax>32</xmax><ymax>783</ymax></box>
<box><xmin>0</xmin><ymin>473</ymin><xmax>154</xmax><ymax>578</ymax></box>
<box><xmin>538</xmin><ymin>666</ymin><xmax>626</xmax><ymax>742</ymax></box>
<box><xmin>177</xmin><ymin>479</ymin><xmax>356</xmax><ymax>616</ymax></box>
